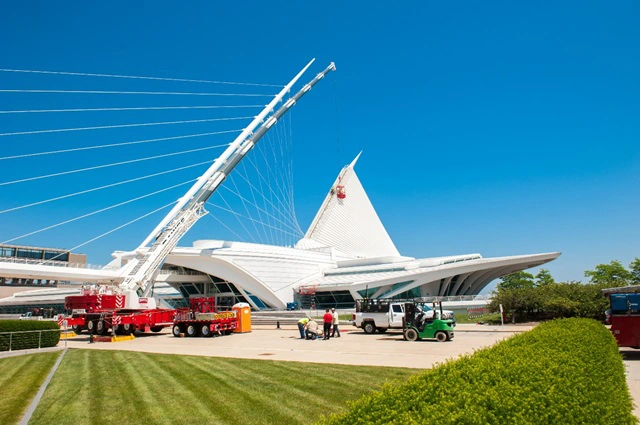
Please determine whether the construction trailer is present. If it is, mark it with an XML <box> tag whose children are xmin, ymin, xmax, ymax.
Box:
<box><xmin>603</xmin><ymin>285</ymin><xmax>640</xmax><ymax>348</ymax></box>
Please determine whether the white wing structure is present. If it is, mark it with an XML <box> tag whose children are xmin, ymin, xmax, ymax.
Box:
<box><xmin>297</xmin><ymin>153</ymin><xmax>400</xmax><ymax>259</ymax></box>
<box><xmin>0</xmin><ymin>63</ymin><xmax>560</xmax><ymax>312</ymax></box>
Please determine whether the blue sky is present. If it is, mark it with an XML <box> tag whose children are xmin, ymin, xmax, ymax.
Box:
<box><xmin>0</xmin><ymin>1</ymin><xmax>638</xmax><ymax>291</ymax></box>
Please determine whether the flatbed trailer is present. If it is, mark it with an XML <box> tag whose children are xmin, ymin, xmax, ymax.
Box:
<box><xmin>171</xmin><ymin>297</ymin><xmax>239</xmax><ymax>337</ymax></box>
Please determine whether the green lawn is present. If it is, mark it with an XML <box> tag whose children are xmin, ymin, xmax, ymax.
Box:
<box><xmin>30</xmin><ymin>349</ymin><xmax>419</xmax><ymax>425</ymax></box>
<box><xmin>0</xmin><ymin>351</ymin><xmax>61</xmax><ymax>425</ymax></box>
<box><xmin>452</xmin><ymin>310</ymin><xmax>502</xmax><ymax>324</ymax></box>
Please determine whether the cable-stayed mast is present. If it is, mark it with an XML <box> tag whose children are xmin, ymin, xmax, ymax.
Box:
<box><xmin>117</xmin><ymin>60</ymin><xmax>336</xmax><ymax>308</ymax></box>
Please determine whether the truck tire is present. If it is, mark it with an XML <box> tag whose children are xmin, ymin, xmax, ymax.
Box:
<box><xmin>435</xmin><ymin>331</ymin><xmax>447</xmax><ymax>342</ymax></box>
<box><xmin>172</xmin><ymin>324</ymin><xmax>182</xmax><ymax>337</ymax></box>
<box><xmin>86</xmin><ymin>320</ymin><xmax>96</xmax><ymax>334</ymax></box>
<box><xmin>72</xmin><ymin>325</ymin><xmax>83</xmax><ymax>334</ymax></box>
<box><xmin>123</xmin><ymin>323</ymin><xmax>134</xmax><ymax>335</ymax></box>
<box><xmin>96</xmin><ymin>320</ymin><xmax>108</xmax><ymax>335</ymax></box>
<box><xmin>114</xmin><ymin>325</ymin><xmax>124</xmax><ymax>335</ymax></box>
<box><xmin>405</xmin><ymin>328</ymin><xmax>419</xmax><ymax>342</ymax></box>
<box><xmin>377</xmin><ymin>328</ymin><xmax>388</xmax><ymax>334</ymax></box>
<box><xmin>186</xmin><ymin>324</ymin><xmax>198</xmax><ymax>337</ymax></box>
<box><xmin>201</xmin><ymin>325</ymin><xmax>212</xmax><ymax>337</ymax></box>
<box><xmin>363</xmin><ymin>322</ymin><xmax>377</xmax><ymax>334</ymax></box>
<box><xmin>150</xmin><ymin>326</ymin><xmax>163</xmax><ymax>333</ymax></box>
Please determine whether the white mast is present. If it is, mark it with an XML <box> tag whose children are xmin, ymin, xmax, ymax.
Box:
<box><xmin>138</xmin><ymin>59</ymin><xmax>316</xmax><ymax>249</ymax></box>
<box><xmin>116</xmin><ymin>61</ymin><xmax>337</xmax><ymax>309</ymax></box>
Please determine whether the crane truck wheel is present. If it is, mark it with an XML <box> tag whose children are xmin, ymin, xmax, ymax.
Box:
<box><xmin>71</xmin><ymin>325</ymin><xmax>83</xmax><ymax>334</ymax></box>
<box><xmin>363</xmin><ymin>322</ymin><xmax>377</xmax><ymax>334</ymax></box>
<box><xmin>114</xmin><ymin>325</ymin><xmax>124</xmax><ymax>335</ymax></box>
<box><xmin>172</xmin><ymin>325</ymin><xmax>182</xmax><ymax>337</ymax></box>
<box><xmin>186</xmin><ymin>324</ymin><xmax>198</xmax><ymax>337</ymax></box>
<box><xmin>150</xmin><ymin>326</ymin><xmax>163</xmax><ymax>333</ymax></box>
<box><xmin>405</xmin><ymin>328</ymin><xmax>419</xmax><ymax>342</ymax></box>
<box><xmin>86</xmin><ymin>320</ymin><xmax>96</xmax><ymax>334</ymax></box>
<box><xmin>96</xmin><ymin>320</ymin><xmax>108</xmax><ymax>335</ymax></box>
<box><xmin>201</xmin><ymin>325</ymin><xmax>212</xmax><ymax>337</ymax></box>
<box><xmin>122</xmin><ymin>323</ymin><xmax>134</xmax><ymax>335</ymax></box>
<box><xmin>435</xmin><ymin>331</ymin><xmax>447</xmax><ymax>342</ymax></box>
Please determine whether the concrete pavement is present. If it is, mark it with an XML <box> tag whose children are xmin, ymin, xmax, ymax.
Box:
<box><xmin>622</xmin><ymin>349</ymin><xmax>640</xmax><ymax>419</ymax></box>
<box><xmin>63</xmin><ymin>324</ymin><xmax>527</xmax><ymax>369</ymax></box>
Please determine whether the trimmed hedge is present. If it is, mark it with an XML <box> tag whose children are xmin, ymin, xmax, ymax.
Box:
<box><xmin>319</xmin><ymin>318</ymin><xmax>636</xmax><ymax>425</ymax></box>
<box><xmin>0</xmin><ymin>320</ymin><xmax>60</xmax><ymax>351</ymax></box>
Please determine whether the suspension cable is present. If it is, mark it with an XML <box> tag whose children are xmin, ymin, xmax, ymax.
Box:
<box><xmin>0</xmin><ymin>105</ymin><xmax>264</xmax><ymax>114</ymax></box>
<box><xmin>0</xmin><ymin>89</ymin><xmax>273</xmax><ymax>97</ymax></box>
<box><xmin>39</xmin><ymin>202</ymin><xmax>174</xmax><ymax>265</ymax></box>
<box><xmin>0</xmin><ymin>129</ymin><xmax>241</xmax><ymax>161</ymax></box>
<box><xmin>0</xmin><ymin>116</ymin><xmax>253</xmax><ymax>137</ymax></box>
<box><xmin>205</xmin><ymin>211</ymin><xmax>246</xmax><ymax>242</ymax></box>
<box><xmin>0</xmin><ymin>160</ymin><xmax>211</xmax><ymax>214</ymax></box>
<box><xmin>3</xmin><ymin>180</ymin><xmax>195</xmax><ymax>244</ymax></box>
<box><xmin>0</xmin><ymin>144</ymin><xmax>228</xmax><ymax>186</ymax></box>
<box><xmin>0</xmin><ymin>68</ymin><xmax>281</xmax><ymax>87</ymax></box>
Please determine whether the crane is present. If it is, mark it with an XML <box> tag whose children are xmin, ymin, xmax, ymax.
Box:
<box><xmin>115</xmin><ymin>60</ymin><xmax>336</xmax><ymax>309</ymax></box>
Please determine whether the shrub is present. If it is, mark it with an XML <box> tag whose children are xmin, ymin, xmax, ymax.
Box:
<box><xmin>0</xmin><ymin>320</ymin><xmax>60</xmax><ymax>351</ymax></box>
<box><xmin>319</xmin><ymin>319</ymin><xmax>635</xmax><ymax>425</ymax></box>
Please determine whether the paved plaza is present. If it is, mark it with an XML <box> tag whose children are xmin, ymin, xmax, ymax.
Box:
<box><xmin>62</xmin><ymin>323</ymin><xmax>533</xmax><ymax>369</ymax></box>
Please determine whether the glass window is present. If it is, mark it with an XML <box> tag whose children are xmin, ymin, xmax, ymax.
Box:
<box><xmin>17</xmin><ymin>249</ymin><xmax>43</xmax><ymax>259</ymax></box>
<box><xmin>44</xmin><ymin>251</ymin><xmax>68</xmax><ymax>261</ymax></box>
<box><xmin>0</xmin><ymin>247</ymin><xmax>15</xmax><ymax>257</ymax></box>
<box><xmin>392</xmin><ymin>304</ymin><xmax>403</xmax><ymax>313</ymax></box>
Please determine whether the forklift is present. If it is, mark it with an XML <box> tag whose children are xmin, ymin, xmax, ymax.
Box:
<box><xmin>403</xmin><ymin>301</ymin><xmax>455</xmax><ymax>342</ymax></box>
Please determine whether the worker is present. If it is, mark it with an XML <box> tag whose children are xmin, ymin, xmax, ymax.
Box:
<box><xmin>331</xmin><ymin>307</ymin><xmax>341</xmax><ymax>337</ymax></box>
<box><xmin>305</xmin><ymin>319</ymin><xmax>319</xmax><ymax>340</ymax></box>
<box><xmin>297</xmin><ymin>317</ymin><xmax>309</xmax><ymax>339</ymax></box>
<box><xmin>322</xmin><ymin>308</ymin><xmax>333</xmax><ymax>340</ymax></box>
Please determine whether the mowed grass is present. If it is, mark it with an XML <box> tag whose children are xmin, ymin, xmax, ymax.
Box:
<box><xmin>0</xmin><ymin>351</ymin><xmax>61</xmax><ymax>425</ymax></box>
<box><xmin>30</xmin><ymin>349</ymin><xmax>419</xmax><ymax>425</ymax></box>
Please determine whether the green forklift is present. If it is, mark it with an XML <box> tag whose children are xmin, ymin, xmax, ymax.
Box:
<box><xmin>403</xmin><ymin>301</ymin><xmax>455</xmax><ymax>342</ymax></box>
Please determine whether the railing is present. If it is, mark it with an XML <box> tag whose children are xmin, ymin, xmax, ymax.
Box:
<box><xmin>0</xmin><ymin>256</ymin><xmax>106</xmax><ymax>270</ymax></box>
<box><xmin>157</xmin><ymin>270</ymin><xmax>206</xmax><ymax>276</ymax></box>
<box><xmin>0</xmin><ymin>329</ymin><xmax>62</xmax><ymax>352</ymax></box>
<box><xmin>420</xmin><ymin>295</ymin><xmax>492</xmax><ymax>302</ymax></box>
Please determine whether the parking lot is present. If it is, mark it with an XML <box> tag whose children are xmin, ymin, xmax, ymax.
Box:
<box><xmin>63</xmin><ymin>323</ymin><xmax>533</xmax><ymax>369</ymax></box>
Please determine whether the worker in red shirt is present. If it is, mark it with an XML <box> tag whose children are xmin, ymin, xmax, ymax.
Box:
<box><xmin>323</xmin><ymin>308</ymin><xmax>333</xmax><ymax>340</ymax></box>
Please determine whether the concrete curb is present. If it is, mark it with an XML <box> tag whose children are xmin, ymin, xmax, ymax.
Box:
<box><xmin>0</xmin><ymin>346</ymin><xmax>63</xmax><ymax>359</ymax></box>
<box><xmin>20</xmin><ymin>348</ymin><xmax>67</xmax><ymax>425</ymax></box>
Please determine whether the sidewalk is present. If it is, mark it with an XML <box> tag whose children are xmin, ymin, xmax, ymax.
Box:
<box><xmin>0</xmin><ymin>346</ymin><xmax>62</xmax><ymax>359</ymax></box>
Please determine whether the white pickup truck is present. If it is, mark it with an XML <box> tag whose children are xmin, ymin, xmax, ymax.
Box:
<box><xmin>353</xmin><ymin>299</ymin><xmax>455</xmax><ymax>334</ymax></box>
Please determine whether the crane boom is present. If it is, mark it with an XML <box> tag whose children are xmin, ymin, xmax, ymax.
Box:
<box><xmin>117</xmin><ymin>61</ymin><xmax>336</xmax><ymax>308</ymax></box>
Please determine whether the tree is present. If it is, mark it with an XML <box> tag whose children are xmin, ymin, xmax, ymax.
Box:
<box><xmin>498</xmin><ymin>271</ymin><xmax>535</xmax><ymax>290</ymax></box>
<box><xmin>630</xmin><ymin>258</ymin><xmax>640</xmax><ymax>285</ymax></box>
<box><xmin>584</xmin><ymin>260</ymin><xmax>632</xmax><ymax>288</ymax></box>
<box><xmin>535</xmin><ymin>269</ymin><xmax>555</xmax><ymax>286</ymax></box>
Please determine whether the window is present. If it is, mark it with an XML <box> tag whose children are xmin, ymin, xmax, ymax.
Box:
<box><xmin>17</xmin><ymin>249</ymin><xmax>43</xmax><ymax>259</ymax></box>
<box><xmin>392</xmin><ymin>304</ymin><xmax>403</xmax><ymax>313</ymax></box>
<box><xmin>0</xmin><ymin>247</ymin><xmax>15</xmax><ymax>257</ymax></box>
<box><xmin>44</xmin><ymin>251</ymin><xmax>68</xmax><ymax>262</ymax></box>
